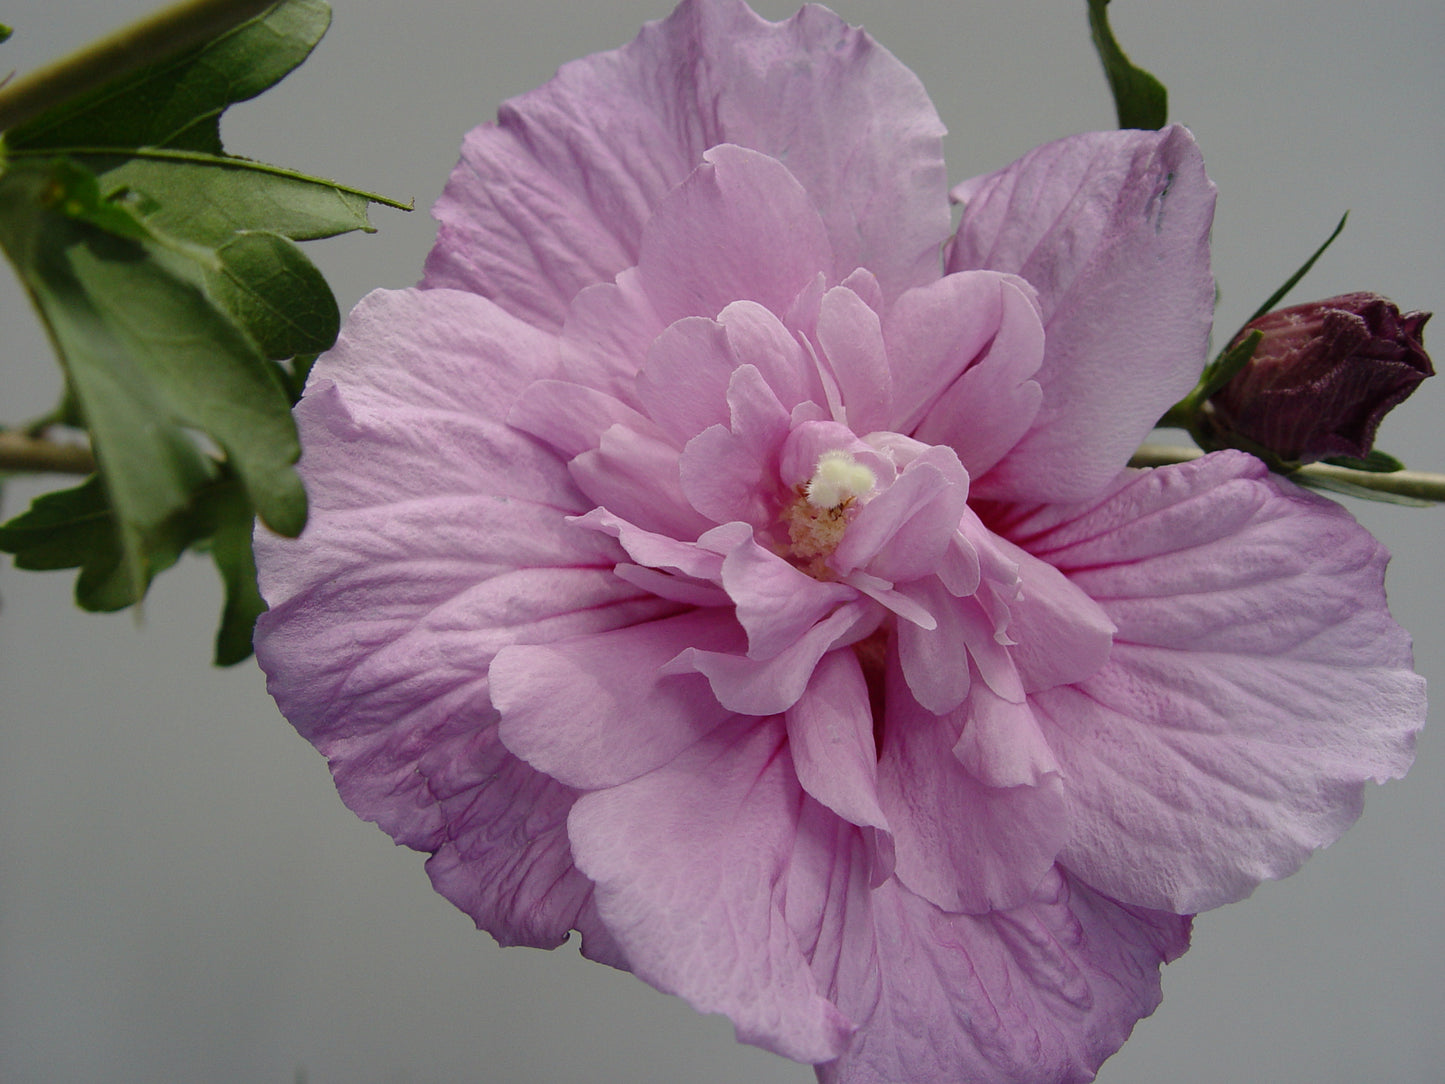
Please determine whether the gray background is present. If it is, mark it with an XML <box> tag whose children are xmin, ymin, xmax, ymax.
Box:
<box><xmin>1</xmin><ymin>2</ymin><xmax>1441</xmax><ymax>1082</ymax></box>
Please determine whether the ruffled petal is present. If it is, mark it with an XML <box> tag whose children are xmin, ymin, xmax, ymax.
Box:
<box><xmin>810</xmin><ymin>869</ymin><xmax>1191</xmax><ymax>1084</ymax></box>
<box><xmin>785</xmin><ymin>649</ymin><xmax>890</xmax><ymax>832</ymax></box>
<box><xmin>673</xmin><ymin>0</ymin><xmax>951</xmax><ymax>300</ymax></box>
<box><xmin>568</xmin><ymin>715</ymin><xmax>856</xmax><ymax>1063</ymax></box>
<box><xmin>270</xmin><ymin>289</ymin><xmax>568</xmax><ymax>517</ymax></box>
<box><xmin>718</xmin><ymin>299</ymin><xmax>828</xmax><ymax>412</ymax></box>
<box><xmin>678</xmin><ymin>365</ymin><xmax>794</xmax><ymax>527</ymax></box>
<box><xmin>255</xmin><ymin>288</ymin><xmax>675</xmax><ymax>948</ymax></box>
<box><xmin>634</xmin><ymin>317</ymin><xmax>736</xmax><ymax>444</ymax></box>
<box><xmin>674</xmin><ymin>601</ymin><xmax>879</xmax><ymax>716</ymax></box>
<box><xmin>425</xmin><ymin>0</ymin><xmax>948</xmax><ymax>327</ymax></box>
<box><xmin>993</xmin><ymin>534</ymin><xmax>1116</xmax><ymax>693</ymax></box>
<box><xmin>508</xmin><ymin>379</ymin><xmax>657</xmax><ymax>460</ymax></box>
<box><xmin>948</xmin><ymin>126</ymin><xmax>1216</xmax><ymax>502</ymax></box>
<box><xmin>888</xmin><ymin>272</ymin><xmax>1045</xmax><ymax>478</ymax></box>
<box><xmin>679</xmin><ymin>423</ymin><xmax>773</xmax><ymax>527</ymax></box>
<box><xmin>893</xmin><ymin>579</ymin><xmax>974</xmax><ymax>715</ymax></box>
<box><xmin>261</xmin><ymin>519</ymin><xmax>625</xmax><ymax>954</ymax></box>
<box><xmin>719</xmin><ymin>532</ymin><xmax>858</xmax><ymax>659</ymax></box>
<box><xmin>416</xmin><ymin>727</ymin><xmax>593</xmax><ymax>949</ymax></box>
<box><xmin>572</xmin><ymin>506</ymin><xmax>724</xmax><ymax>584</ymax></box>
<box><xmin>569</xmin><ymin>424</ymin><xmax>713</xmax><ymax>541</ymax></box>
<box><xmin>876</xmin><ymin>641</ymin><xmax>1067</xmax><ymax>914</ymax></box>
<box><xmin>558</xmin><ymin>270</ymin><xmax>667</xmax><ymax>407</ymax></box>
<box><xmin>955</xmin><ymin>677</ymin><xmax>1062</xmax><ymax>789</ymax></box>
<box><xmin>990</xmin><ymin>451</ymin><xmax>1424</xmax><ymax>912</ymax></box>
<box><xmin>491</xmin><ymin>610</ymin><xmax>740</xmax><ymax>790</ymax></box>
<box><xmin>816</xmin><ymin>284</ymin><xmax>893</xmax><ymax>434</ymax></box>
<box><xmin>572</xmin><ymin>896</ymin><xmax>631</xmax><ymax>971</ymax></box>
<box><xmin>637</xmin><ymin>144</ymin><xmax>835</xmax><ymax>324</ymax></box>
<box><xmin>777</xmin><ymin>812</ymin><xmax>1190</xmax><ymax>1083</ymax></box>
<box><xmin>832</xmin><ymin>446</ymin><xmax>969</xmax><ymax>580</ymax></box>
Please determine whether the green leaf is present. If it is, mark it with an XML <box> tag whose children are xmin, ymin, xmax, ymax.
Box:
<box><xmin>1322</xmin><ymin>449</ymin><xmax>1407</xmax><ymax>474</ymax></box>
<box><xmin>0</xmin><ymin>472</ymin><xmax>270</xmax><ymax>661</ymax></box>
<box><xmin>1196</xmin><ymin>329</ymin><xmax>1263</xmax><ymax>403</ymax></box>
<box><xmin>5</xmin><ymin>0</ymin><xmax>331</xmax><ymax>153</ymax></box>
<box><xmin>89</xmin><ymin>151</ymin><xmax>391</xmax><ymax>246</ymax></box>
<box><xmin>48</xmin><ymin>160</ymin><xmax>348</xmax><ymax>365</ymax></box>
<box><xmin>0</xmin><ymin>474</ymin><xmax>197</xmax><ymax>611</ymax></box>
<box><xmin>1239</xmin><ymin>212</ymin><xmax>1349</xmax><ymax>330</ymax></box>
<box><xmin>42</xmin><ymin>156</ymin><xmax>155</xmax><ymax>242</ymax></box>
<box><xmin>206</xmin><ymin>230</ymin><xmax>340</xmax><ymax>360</ymax></box>
<box><xmin>0</xmin><ymin>476</ymin><xmax>120</xmax><ymax>574</ymax></box>
<box><xmin>201</xmin><ymin>482</ymin><xmax>267</xmax><ymax>665</ymax></box>
<box><xmin>0</xmin><ymin>160</ymin><xmax>305</xmax><ymax>597</ymax></box>
<box><xmin>1087</xmin><ymin>0</ymin><xmax>1167</xmax><ymax>130</ymax></box>
<box><xmin>0</xmin><ymin>0</ymin><xmax>407</xmax><ymax>660</ymax></box>
<box><xmin>1293</xmin><ymin>472</ymin><xmax>1439</xmax><ymax>508</ymax></box>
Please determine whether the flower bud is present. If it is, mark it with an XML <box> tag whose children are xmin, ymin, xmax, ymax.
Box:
<box><xmin>1205</xmin><ymin>293</ymin><xmax>1432</xmax><ymax>463</ymax></box>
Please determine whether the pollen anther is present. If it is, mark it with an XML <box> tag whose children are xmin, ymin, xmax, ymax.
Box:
<box><xmin>806</xmin><ymin>450</ymin><xmax>876</xmax><ymax>509</ymax></box>
<box><xmin>779</xmin><ymin>450</ymin><xmax>877</xmax><ymax>578</ymax></box>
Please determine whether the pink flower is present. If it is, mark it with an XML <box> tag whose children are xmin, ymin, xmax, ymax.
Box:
<box><xmin>254</xmin><ymin>2</ymin><xmax>1424</xmax><ymax>1081</ymax></box>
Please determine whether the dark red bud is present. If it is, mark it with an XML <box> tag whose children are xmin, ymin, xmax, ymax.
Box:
<box><xmin>1206</xmin><ymin>292</ymin><xmax>1432</xmax><ymax>463</ymax></box>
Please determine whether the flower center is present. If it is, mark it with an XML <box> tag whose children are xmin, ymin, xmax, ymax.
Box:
<box><xmin>780</xmin><ymin>450</ymin><xmax>875</xmax><ymax>578</ymax></box>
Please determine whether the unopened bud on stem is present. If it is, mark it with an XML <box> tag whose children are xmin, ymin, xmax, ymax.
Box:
<box><xmin>1203</xmin><ymin>293</ymin><xmax>1432</xmax><ymax>464</ymax></box>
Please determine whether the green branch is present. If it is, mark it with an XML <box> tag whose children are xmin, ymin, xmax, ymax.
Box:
<box><xmin>1130</xmin><ymin>443</ymin><xmax>1445</xmax><ymax>504</ymax></box>
<box><xmin>0</xmin><ymin>0</ymin><xmax>275</xmax><ymax>133</ymax></box>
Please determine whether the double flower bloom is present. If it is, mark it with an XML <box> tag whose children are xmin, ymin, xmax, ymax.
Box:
<box><xmin>255</xmin><ymin>2</ymin><xmax>1424</xmax><ymax>1081</ymax></box>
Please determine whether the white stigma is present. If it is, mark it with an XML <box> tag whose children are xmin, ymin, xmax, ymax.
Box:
<box><xmin>805</xmin><ymin>451</ymin><xmax>876</xmax><ymax>509</ymax></box>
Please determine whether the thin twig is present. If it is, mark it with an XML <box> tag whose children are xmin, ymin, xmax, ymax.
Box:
<box><xmin>0</xmin><ymin>0</ymin><xmax>275</xmax><ymax>134</ymax></box>
<box><xmin>0</xmin><ymin>429</ymin><xmax>95</xmax><ymax>474</ymax></box>
<box><xmin>1128</xmin><ymin>444</ymin><xmax>1208</xmax><ymax>468</ymax></box>
<box><xmin>1130</xmin><ymin>443</ymin><xmax>1445</xmax><ymax>503</ymax></box>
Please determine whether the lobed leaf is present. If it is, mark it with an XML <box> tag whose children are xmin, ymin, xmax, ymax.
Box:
<box><xmin>0</xmin><ymin>476</ymin><xmax>124</xmax><ymax>578</ymax></box>
<box><xmin>4</xmin><ymin>0</ymin><xmax>331</xmax><ymax>153</ymax></box>
<box><xmin>0</xmin><ymin>160</ymin><xmax>304</xmax><ymax>600</ymax></box>
<box><xmin>0</xmin><ymin>0</ymin><xmax>406</xmax><ymax>662</ymax></box>
<box><xmin>202</xmin><ymin>481</ymin><xmax>268</xmax><ymax>665</ymax></box>
<box><xmin>0</xmin><ymin>473</ymin><xmax>199</xmax><ymax>611</ymax></box>
<box><xmin>0</xmin><ymin>471</ymin><xmax>271</xmax><ymax>661</ymax></box>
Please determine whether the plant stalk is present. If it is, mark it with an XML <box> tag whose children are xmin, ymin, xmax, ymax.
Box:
<box><xmin>0</xmin><ymin>429</ymin><xmax>95</xmax><ymax>474</ymax></box>
<box><xmin>0</xmin><ymin>0</ymin><xmax>275</xmax><ymax>134</ymax></box>
<box><xmin>1130</xmin><ymin>443</ymin><xmax>1445</xmax><ymax>503</ymax></box>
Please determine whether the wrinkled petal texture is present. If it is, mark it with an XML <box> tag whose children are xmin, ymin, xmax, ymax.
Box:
<box><xmin>255</xmin><ymin>288</ymin><xmax>674</xmax><ymax>956</ymax></box>
<box><xmin>948</xmin><ymin>126</ymin><xmax>1216</xmax><ymax>502</ymax></box>
<box><xmin>569</xmin><ymin>714</ymin><xmax>1190</xmax><ymax>1082</ymax></box>
<box><xmin>254</xmin><ymin>3</ymin><xmax>1426</xmax><ymax>1083</ymax></box>
<box><xmin>980</xmin><ymin>451</ymin><xmax>1423</xmax><ymax>913</ymax></box>
<box><xmin>425</xmin><ymin>0</ymin><xmax>948</xmax><ymax>329</ymax></box>
<box><xmin>814</xmin><ymin>869</ymin><xmax>1190</xmax><ymax>1084</ymax></box>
